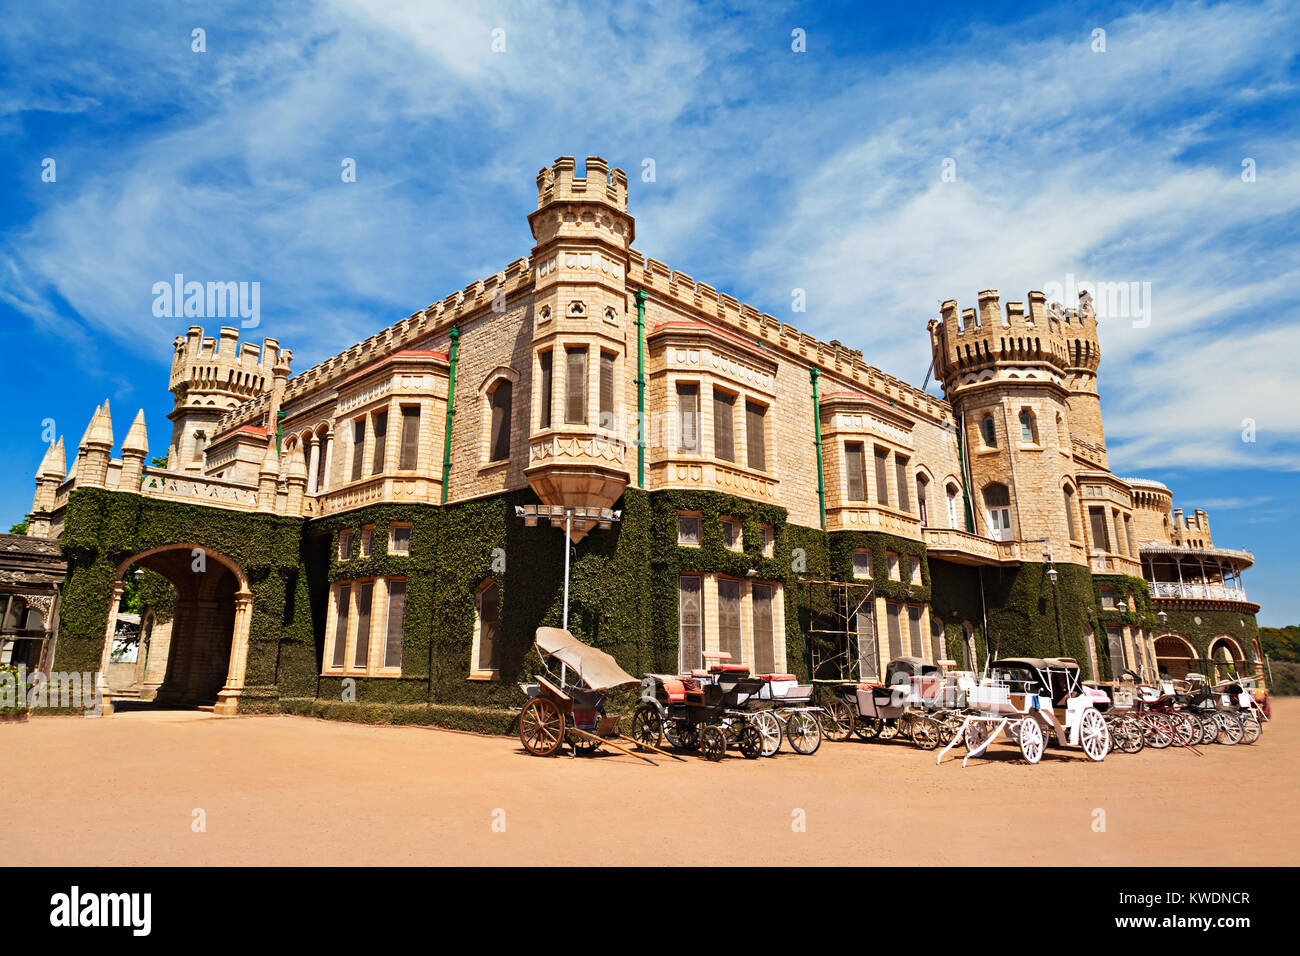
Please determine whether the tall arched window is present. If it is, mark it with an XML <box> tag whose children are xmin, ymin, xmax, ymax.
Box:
<box><xmin>946</xmin><ymin>483</ymin><xmax>961</xmax><ymax>529</ymax></box>
<box><xmin>1018</xmin><ymin>408</ymin><xmax>1037</xmax><ymax>443</ymax></box>
<box><xmin>983</xmin><ymin>483</ymin><xmax>1013</xmax><ymax>541</ymax></box>
<box><xmin>1063</xmin><ymin>484</ymin><xmax>1078</xmax><ymax>539</ymax></box>
<box><xmin>489</xmin><ymin>380</ymin><xmax>513</xmax><ymax>462</ymax></box>
<box><xmin>915</xmin><ymin>473</ymin><xmax>930</xmax><ymax>527</ymax></box>
<box><xmin>473</xmin><ymin>580</ymin><xmax>501</xmax><ymax>676</ymax></box>
<box><xmin>980</xmin><ymin>414</ymin><xmax>997</xmax><ymax>447</ymax></box>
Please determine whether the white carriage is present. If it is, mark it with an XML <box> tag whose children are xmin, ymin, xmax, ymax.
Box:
<box><xmin>936</xmin><ymin>657</ymin><xmax>1111</xmax><ymax>766</ymax></box>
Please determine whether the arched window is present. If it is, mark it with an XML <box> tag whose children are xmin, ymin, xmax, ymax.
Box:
<box><xmin>472</xmin><ymin>580</ymin><xmax>501</xmax><ymax>677</ymax></box>
<box><xmin>1063</xmin><ymin>484</ymin><xmax>1078</xmax><ymax>539</ymax></box>
<box><xmin>489</xmin><ymin>380</ymin><xmax>513</xmax><ymax>461</ymax></box>
<box><xmin>980</xmin><ymin>414</ymin><xmax>997</xmax><ymax>447</ymax></box>
<box><xmin>1018</xmin><ymin>408</ymin><xmax>1037</xmax><ymax>443</ymax></box>
<box><xmin>983</xmin><ymin>483</ymin><xmax>1013</xmax><ymax>540</ymax></box>
<box><xmin>1055</xmin><ymin>412</ymin><xmax>1066</xmax><ymax>446</ymax></box>
<box><xmin>946</xmin><ymin>483</ymin><xmax>961</xmax><ymax>529</ymax></box>
<box><xmin>915</xmin><ymin>473</ymin><xmax>930</xmax><ymax>527</ymax></box>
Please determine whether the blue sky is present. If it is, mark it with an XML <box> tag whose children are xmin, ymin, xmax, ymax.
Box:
<box><xmin>1</xmin><ymin>0</ymin><xmax>1296</xmax><ymax>624</ymax></box>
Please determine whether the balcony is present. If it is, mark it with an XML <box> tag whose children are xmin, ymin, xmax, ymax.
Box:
<box><xmin>1088</xmin><ymin>552</ymin><xmax>1142</xmax><ymax>576</ymax></box>
<box><xmin>923</xmin><ymin>527</ymin><xmax>1020</xmax><ymax>566</ymax></box>
<box><xmin>1150</xmin><ymin>581</ymin><xmax>1251</xmax><ymax>603</ymax></box>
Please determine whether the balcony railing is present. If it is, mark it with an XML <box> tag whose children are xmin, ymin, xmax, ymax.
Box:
<box><xmin>923</xmin><ymin>527</ymin><xmax>1020</xmax><ymax>565</ymax></box>
<box><xmin>1088</xmin><ymin>553</ymin><xmax>1142</xmax><ymax>576</ymax></box>
<box><xmin>1150</xmin><ymin>581</ymin><xmax>1250</xmax><ymax>603</ymax></box>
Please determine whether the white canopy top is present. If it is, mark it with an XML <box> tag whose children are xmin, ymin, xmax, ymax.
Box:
<box><xmin>534</xmin><ymin>627</ymin><xmax>639</xmax><ymax>691</ymax></box>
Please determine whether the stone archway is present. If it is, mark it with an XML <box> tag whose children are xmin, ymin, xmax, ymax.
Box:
<box><xmin>99</xmin><ymin>545</ymin><xmax>253</xmax><ymax>716</ymax></box>
<box><xmin>1208</xmin><ymin>635</ymin><xmax>1245</xmax><ymax>682</ymax></box>
<box><xmin>1154</xmin><ymin>633</ymin><xmax>1197</xmax><ymax>680</ymax></box>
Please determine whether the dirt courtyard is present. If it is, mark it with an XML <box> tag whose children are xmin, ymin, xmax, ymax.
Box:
<box><xmin>9</xmin><ymin>699</ymin><xmax>1298</xmax><ymax>867</ymax></box>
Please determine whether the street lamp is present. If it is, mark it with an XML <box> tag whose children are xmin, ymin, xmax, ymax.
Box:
<box><xmin>514</xmin><ymin>505</ymin><xmax>623</xmax><ymax>631</ymax></box>
<box><xmin>1046</xmin><ymin>556</ymin><xmax>1065</xmax><ymax>656</ymax></box>
<box><xmin>1157</xmin><ymin>610</ymin><xmax>1167</xmax><ymax>627</ymax></box>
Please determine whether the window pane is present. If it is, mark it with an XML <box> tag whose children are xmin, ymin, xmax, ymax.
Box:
<box><xmin>1089</xmin><ymin>507</ymin><xmax>1110</xmax><ymax>550</ymax></box>
<box><xmin>845</xmin><ymin>443</ymin><xmax>865</xmax><ymax>501</ymax></box>
<box><xmin>490</xmin><ymin>380</ymin><xmax>513</xmax><ymax>461</ymax></box>
<box><xmin>332</xmin><ymin>585</ymin><xmax>350</xmax><ymax>668</ymax></box>
<box><xmin>713</xmin><ymin>390</ymin><xmax>735</xmax><ymax>462</ymax></box>
<box><xmin>752</xmin><ymin>584</ymin><xmax>775</xmax><ymax>673</ymax></box>
<box><xmin>677</xmin><ymin>383</ymin><xmax>699</xmax><ymax>452</ymax></box>
<box><xmin>599</xmin><ymin>351</ymin><xmax>615</xmax><ymax>426</ymax></box>
<box><xmin>908</xmin><ymin>605</ymin><xmax>923</xmax><ymax>657</ymax></box>
<box><xmin>678</xmin><ymin>575</ymin><xmax>703</xmax><ymax>672</ymax></box>
<box><xmin>478</xmin><ymin>582</ymin><xmax>500</xmax><ymax>671</ymax></box>
<box><xmin>895</xmin><ymin>456</ymin><xmax>911</xmax><ymax>512</ymax></box>
<box><xmin>384</xmin><ymin>581</ymin><xmax>406</xmax><ymax>669</ymax></box>
<box><xmin>391</xmin><ymin>525</ymin><xmax>411</xmax><ymax>555</ymax></box>
<box><xmin>565</xmin><ymin>349</ymin><xmax>587</xmax><ymax>424</ymax></box>
<box><xmin>718</xmin><ymin>578</ymin><xmax>742</xmax><ymax>664</ymax></box>
<box><xmin>855</xmin><ymin>604</ymin><xmax>878</xmax><ymax>681</ymax></box>
<box><xmin>372</xmin><ymin>410</ymin><xmax>388</xmax><ymax>473</ymax></box>
<box><xmin>1020</xmin><ymin>411</ymin><xmax>1034</xmax><ymax>442</ymax></box>
<box><xmin>852</xmin><ymin>550</ymin><xmax>871</xmax><ymax>578</ymax></box>
<box><xmin>874</xmin><ymin>447</ymin><xmax>890</xmax><ymax>505</ymax></box>
<box><xmin>539</xmin><ymin>351</ymin><xmax>553</xmax><ymax>430</ymax></box>
<box><xmin>746</xmin><ymin>401</ymin><xmax>766</xmax><ymax>471</ymax></box>
<box><xmin>916</xmin><ymin>476</ymin><xmax>928</xmax><ymax>525</ymax></box>
<box><xmin>351</xmin><ymin>419</ymin><xmax>365</xmax><ymax>482</ymax></box>
<box><xmin>677</xmin><ymin>514</ymin><xmax>700</xmax><ymax>546</ymax></box>
<box><xmin>399</xmin><ymin>407</ymin><xmax>420</xmax><ymax>470</ymax></box>
<box><xmin>354</xmin><ymin>582</ymin><xmax>373</xmax><ymax>668</ymax></box>
<box><xmin>886</xmin><ymin>602</ymin><xmax>903</xmax><ymax>659</ymax></box>
<box><xmin>1064</xmin><ymin>488</ymin><xmax>1076</xmax><ymax>538</ymax></box>
<box><xmin>931</xmin><ymin>616</ymin><xmax>946</xmax><ymax>663</ymax></box>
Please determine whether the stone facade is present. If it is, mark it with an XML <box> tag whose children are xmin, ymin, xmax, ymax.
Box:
<box><xmin>24</xmin><ymin>155</ymin><xmax>1266</xmax><ymax>714</ymax></box>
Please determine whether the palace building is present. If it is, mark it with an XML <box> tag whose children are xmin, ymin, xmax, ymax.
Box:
<box><xmin>8</xmin><ymin>156</ymin><xmax>1264</xmax><ymax>721</ymax></box>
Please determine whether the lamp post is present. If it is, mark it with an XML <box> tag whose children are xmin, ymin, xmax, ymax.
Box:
<box><xmin>1047</xmin><ymin>558</ymin><xmax>1065</xmax><ymax>657</ymax></box>
<box><xmin>514</xmin><ymin>505</ymin><xmax>623</xmax><ymax>631</ymax></box>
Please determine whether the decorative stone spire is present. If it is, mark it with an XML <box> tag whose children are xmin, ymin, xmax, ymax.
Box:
<box><xmin>77</xmin><ymin>400</ymin><xmax>115</xmax><ymax>488</ymax></box>
<box><xmin>257</xmin><ymin>437</ymin><xmax>281</xmax><ymax>513</ymax></box>
<box><xmin>284</xmin><ymin>443</ymin><xmax>308</xmax><ymax>515</ymax></box>
<box><xmin>27</xmin><ymin>437</ymin><xmax>68</xmax><ymax>537</ymax></box>
<box><xmin>36</xmin><ymin>436</ymin><xmax>67</xmax><ymax>481</ymax></box>
<box><xmin>119</xmin><ymin>410</ymin><xmax>149</xmax><ymax>488</ymax></box>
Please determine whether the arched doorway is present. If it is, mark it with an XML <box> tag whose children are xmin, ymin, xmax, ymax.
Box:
<box><xmin>99</xmin><ymin>545</ymin><xmax>253</xmax><ymax>715</ymax></box>
<box><xmin>1154</xmin><ymin>633</ymin><xmax>1196</xmax><ymax>680</ymax></box>
<box><xmin>1208</xmin><ymin>635</ymin><xmax>1245</xmax><ymax>682</ymax></box>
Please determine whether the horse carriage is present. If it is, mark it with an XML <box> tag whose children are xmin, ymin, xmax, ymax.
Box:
<box><xmin>518</xmin><ymin>628</ymin><xmax>681</xmax><ymax>763</ymax></box>
<box><xmin>819</xmin><ymin>657</ymin><xmax>964</xmax><ymax>750</ymax></box>
<box><xmin>631</xmin><ymin>652</ymin><xmax>822</xmax><ymax>760</ymax></box>
<box><xmin>936</xmin><ymin>657</ymin><xmax>1111</xmax><ymax>766</ymax></box>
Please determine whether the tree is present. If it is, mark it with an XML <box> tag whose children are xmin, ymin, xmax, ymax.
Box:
<box><xmin>8</xmin><ymin>518</ymin><xmax>28</xmax><ymax>535</ymax></box>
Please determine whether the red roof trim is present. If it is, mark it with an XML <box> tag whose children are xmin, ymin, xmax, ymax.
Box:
<box><xmin>211</xmin><ymin>425</ymin><xmax>268</xmax><ymax>444</ymax></box>
<box><xmin>649</xmin><ymin>319</ymin><xmax>767</xmax><ymax>356</ymax></box>
<box><xmin>344</xmin><ymin>349</ymin><xmax>449</xmax><ymax>383</ymax></box>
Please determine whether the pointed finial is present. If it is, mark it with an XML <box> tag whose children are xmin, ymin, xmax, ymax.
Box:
<box><xmin>287</xmin><ymin>443</ymin><xmax>308</xmax><ymax>480</ymax></box>
<box><xmin>122</xmin><ymin>410</ymin><xmax>149</xmax><ymax>455</ymax></box>
<box><xmin>36</xmin><ymin>437</ymin><xmax>67</xmax><ymax>480</ymax></box>
<box><xmin>259</xmin><ymin>436</ymin><xmax>281</xmax><ymax>475</ymax></box>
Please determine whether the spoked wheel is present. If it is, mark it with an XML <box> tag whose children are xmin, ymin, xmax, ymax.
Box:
<box><xmin>854</xmin><ymin>716</ymin><xmax>882</xmax><ymax>740</ymax></box>
<box><xmin>1140</xmin><ymin>713</ymin><xmax>1173</xmax><ymax>749</ymax></box>
<box><xmin>1018</xmin><ymin>716</ymin><xmax>1044</xmax><ymax>764</ymax></box>
<box><xmin>518</xmin><ymin>697</ymin><xmax>565</xmax><ymax>757</ymax></box>
<box><xmin>738</xmin><ymin>723</ymin><xmax>764</xmax><ymax>759</ymax></box>
<box><xmin>964</xmin><ymin>718</ymin><xmax>988</xmax><ymax>753</ymax></box>
<box><xmin>751</xmin><ymin>710</ymin><xmax>783</xmax><ymax>757</ymax></box>
<box><xmin>568</xmin><ymin>730</ymin><xmax>601</xmax><ymax>755</ymax></box>
<box><xmin>936</xmin><ymin>712</ymin><xmax>963</xmax><ymax>745</ymax></box>
<box><xmin>1196</xmin><ymin>713</ymin><xmax>1218</xmax><ymax>746</ymax></box>
<box><xmin>876</xmin><ymin>719</ymin><xmax>900</xmax><ymax>741</ymax></box>
<box><xmin>1240</xmin><ymin>715</ymin><xmax>1262</xmax><ymax>745</ymax></box>
<box><xmin>699</xmin><ymin>725</ymin><xmax>727</xmax><ymax>762</ymax></box>
<box><xmin>821</xmin><ymin>699</ymin><xmax>854</xmax><ymax>742</ymax></box>
<box><xmin>1109</xmin><ymin>715</ymin><xmax>1144</xmax><ymax>754</ymax></box>
<box><xmin>785</xmin><ymin>711</ymin><xmax>822</xmax><ymax>755</ymax></box>
<box><xmin>1215</xmin><ymin>712</ymin><xmax>1244</xmax><ymax>745</ymax></box>
<box><xmin>630</xmin><ymin>704</ymin><xmax>663</xmax><ymax>749</ymax></box>
<box><xmin>1165</xmin><ymin>712</ymin><xmax>1198</xmax><ymax>748</ymax></box>
<box><xmin>911</xmin><ymin>716</ymin><xmax>940</xmax><ymax>751</ymax></box>
<box><xmin>1078</xmin><ymin>707</ymin><xmax>1110</xmax><ymax>762</ymax></box>
<box><xmin>667</xmin><ymin>720</ymin><xmax>699</xmax><ymax>751</ymax></box>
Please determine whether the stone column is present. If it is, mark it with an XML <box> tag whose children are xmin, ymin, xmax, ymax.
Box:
<box><xmin>321</xmin><ymin>432</ymin><xmax>334</xmax><ymax>492</ymax></box>
<box><xmin>214</xmin><ymin>590</ymin><xmax>254</xmax><ymax>716</ymax></box>
<box><xmin>307</xmin><ymin>435</ymin><xmax>321</xmax><ymax>497</ymax></box>
<box><xmin>97</xmin><ymin>580</ymin><xmax>125</xmax><ymax>716</ymax></box>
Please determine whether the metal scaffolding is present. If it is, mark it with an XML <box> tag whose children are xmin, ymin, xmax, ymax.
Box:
<box><xmin>799</xmin><ymin>578</ymin><xmax>878</xmax><ymax>684</ymax></box>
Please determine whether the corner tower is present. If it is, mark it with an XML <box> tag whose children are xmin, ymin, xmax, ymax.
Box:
<box><xmin>523</xmin><ymin>156</ymin><xmax>635</xmax><ymax>538</ymax></box>
<box><xmin>167</xmin><ymin>327</ymin><xmax>289</xmax><ymax>472</ymax></box>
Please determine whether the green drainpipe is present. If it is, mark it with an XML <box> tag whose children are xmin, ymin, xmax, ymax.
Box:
<box><xmin>633</xmin><ymin>289</ymin><xmax>648</xmax><ymax>489</ymax></box>
<box><xmin>275</xmin><ymin>409</ymin><xmax>286</xmax><ymax>454</ymax></box>
<box><xmin>440</xmin><ymin>324</ymin><xmax>460</xmax><ymax>504</ymax></box>
<box><xmin>810</xmin><ymin>367</ymin><xmax>826</xmax><ymax>531</ymax></box>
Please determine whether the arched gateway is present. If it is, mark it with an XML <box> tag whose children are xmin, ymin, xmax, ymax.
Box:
<box><xmin>99</xmin><ymin>545</ymin><xmax>253</xmax><ymax>715</ymax></box>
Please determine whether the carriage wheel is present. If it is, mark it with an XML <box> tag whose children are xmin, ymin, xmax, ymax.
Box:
<box><xmin>1109</xmin><ymin>715</ymin><xmax>1144</xmax><ymax>754</ymax></box>
<box><xmin>751</xmin><ymin>711</ymin><xmax>783</xmax><ymax>757</ymax></box>
<box><xmin>1018</xmin><ymin>716</ymin><xmax>1044</xmax><ymax>764</ymax></box>
<box><xmin>853</xmin><ymin>716</ymin><xmax>882</xmax><ymax>740</ymax></box>
<box><xmin>1215</xmin><ymin>712</ymin><xmax>1243</xmax><ymax>745</ymax></box>
<box><xmin>911</xmin><ymin>716</ymin><xmax>940</xmax><ymax>751</ymax></box>
<box><xmin>963</xmin><ymin>719</ymin><xmax>987</xmax><ymax>753</ymax></box>
<box><xmin>568</xmin><ymin>730</ymin><xmax>601</xmax><ymax>755</ymax></box>
<box><xmin>630</xmin><ymin>704</ymin><xmax>663</xmax><ymax>749</ymax></box>
<box><xmin>1078</xmin><ymin>707</ymin><xmax>1109</xmax><ymax>762</ymax></box>
<box><xmin>739</xmin><ymin>724</ymin><xmax>764</xmax><ymax>759</ymax></box>
<box><xmin>1140</xmin><ymin>713</ymin><xmax>1173</xmax><ymax>749</ymax></box>
<box><xmin>699</xmin><ymin>725</ymin><xmax>727</xmax><ymax>762</ymax></box>
<box><xmin>877</xmin><ymin>718</ymin><xmax>900</xmax><ymax>741</ymax></box>
<box><xmin>821</xmin><ymin>699</ymin><xmax>854</xmax><ymax>742</ymax></box>
<box><xmin>781</xmin><ymin>711</ymin><xmax>820</xmax><ymax>755</ymax></box>
<box><xmin>1167</xmin><ymin>712</ymin><xmax>1197</xmax><ymax>748</ymax></box>
<box><xmin>670</xmin><ymin>721</ymin><xmax>700</xmax><ymax>751</ymax></box>
<box><xmin>1239</xmin><ymin>715</ymin><xmax>1262</xmax><ymax>745</ymax></box>
<box><xmin>1200</xmin><ymin>714</ymin><xmax>1219</xmax><ymax>746</ymax></box>
<box><xmin>518</xmin><ymin>697</ymin><xmax>565</xmax><ymax>757</ymax></box>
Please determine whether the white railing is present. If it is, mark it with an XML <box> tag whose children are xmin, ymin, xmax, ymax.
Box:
<box><xmin>1150</xmin><ymin>581</ymin><xmax>1250</xmax><ymax>602</ymax></box>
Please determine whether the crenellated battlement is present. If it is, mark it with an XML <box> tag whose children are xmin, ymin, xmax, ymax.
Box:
<box><xmin>169</xmin><ymin>326</ymin><xmax>290</xmax><ymax>399</ymax></box>
<box><xmin>536</xmin><ymin>155</ymin><xmax>629</xmax><ymax>212</ymax></box>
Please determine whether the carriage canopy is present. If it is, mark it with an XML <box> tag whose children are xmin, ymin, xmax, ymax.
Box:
<box><xmin>534</xmin><ymin>627</ymin><xmax>640</xmax><ymax>691</ymax></box>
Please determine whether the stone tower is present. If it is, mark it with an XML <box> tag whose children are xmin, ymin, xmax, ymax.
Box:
<box><xmin>167</xmin><ymin>327</ymin><xmax>288</xmax><ymax>472</ymax></box>
<box><xmin>523</xmin><ymin>156</ymin><xmax>634</xmax><ymax>537</ymax></box>
<box><xmin>927</xmin><ymin>289</ymin><xmax>1083</xmax><ymax>562</ymax></box>
<box><xmin>1058</xmin><ymin>290</ymin><xmax>1107</xmax><ymax>470</ymax></box>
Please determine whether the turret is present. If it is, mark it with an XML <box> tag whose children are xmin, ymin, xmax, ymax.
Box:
<box><xmin>257</xmin><ymin>437</ymin><xmax>281</xmax><ymax>512</ymax></box>
<box><xmin>1059</xmin><ymin>290</ymin><xmax>1107</xmax><ymax>469</ymax></box>
<box><xmin>284</xmin><ymin>443</ymin><xmax>308</xmax><ymax>515</ymax></box>
<box><xmin>76</xmin><ymin>401</ymin><xmax>114</xmax><ymax>488</ymax></box>
<box><xmin>119</xmin><ymin>410</ymin><xmax>149</xmax><ymax>488</ymax></box>
<box><xmin>27</xmin><ymin>436</ymin><xmax>67</xmax><ymax>537</ymax></box>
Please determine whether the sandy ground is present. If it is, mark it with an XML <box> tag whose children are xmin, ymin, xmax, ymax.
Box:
<box><xmin>7</xmin><ymin>699</ymin><xmax>1298</xmax><ymax>867</ymax></box>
